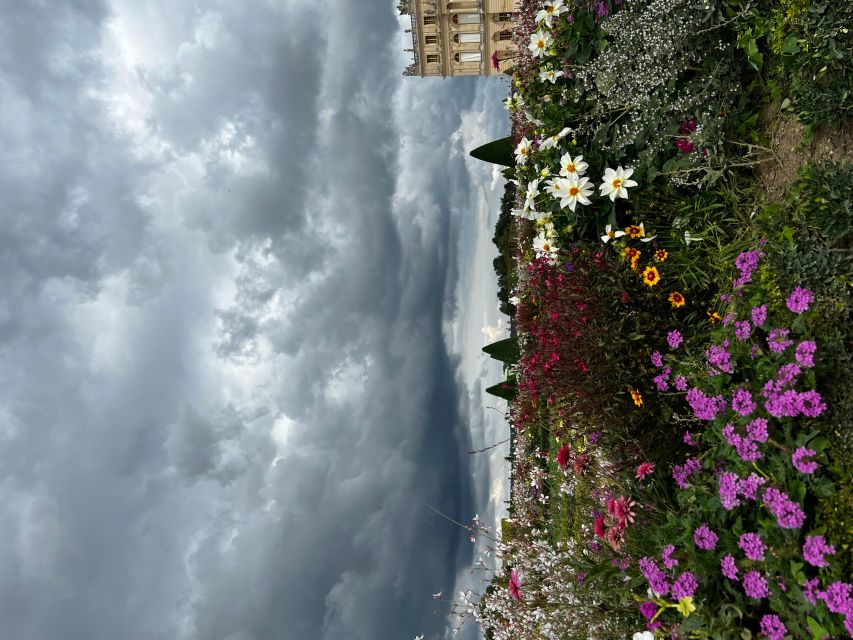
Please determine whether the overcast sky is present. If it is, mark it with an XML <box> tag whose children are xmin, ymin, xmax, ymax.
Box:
<box><xmin>0</xmin><ymin>1</ymin><xmax>509</xmax><ymax>639</ymax></box>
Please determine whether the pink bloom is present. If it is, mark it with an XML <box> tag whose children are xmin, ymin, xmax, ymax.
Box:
<box><xmin>593</xmin><ymin>516</ymin><xmax>606</xmax><ymax>538</ymax></box>
<box><xmin>508</xmin><ymin>570</ymin><xmax>522</xmax><ymax>601</ymax></box>
<box><xmin>635</xmin><ymin>462</ymin><xmax>656</xmax><ymax>480</ymax></box>
<box><xmin>608</xmin><ymin>495</ymin><xmax>636</xmax><ymax>527</ymax></box>
<box><xmin>557</xmin><ymin>444</ymin><xmax>571</xmax><ymax>470</ymax></box>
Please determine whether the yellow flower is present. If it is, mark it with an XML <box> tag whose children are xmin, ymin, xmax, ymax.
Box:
<box><xmin>654</xmin><ymin>249</ymin><xmax>668</xmax><ymax>262</ymax></box>
<box><xmin>629</xmin><ymin>388</ymin><xmax>643</xmax><ymax>407</ymax></box>
<box><xmin>668</xmin><ymin>291</ymin><xmax>686</xmax><ymax>308</ymax></box>
<box><xmin>708</xmin><ymin>310</ymin><xmax>722</xmax><ymax>324</ymax></box>
<box><xmin>642</xmin><ymin>266</ymin><xmax>661</xmax><ymax>286</ymax></box>
<box><xmin>676</xmin><ymin>596</ymin><xmax>696</xmax><ymax>617</ymax></box>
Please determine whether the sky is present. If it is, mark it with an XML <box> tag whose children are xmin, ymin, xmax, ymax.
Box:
<box><xmin>0</xmin><ymin>1</ymin><xmax>509</xmax><ymax>639</ymax></box>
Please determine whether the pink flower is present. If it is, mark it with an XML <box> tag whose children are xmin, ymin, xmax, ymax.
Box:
<box><xmin>557</xmin><ymin>444</ymin><xmax>571</xmax><ymax>470</ymax></box>
<box><xmin>491</xmin><ymin>51</ymin><xmax>500</xmax><ymax>71</ymax></box>
<box><xmin>508</xmin><ymin>570</ymin><xmax>522</xmax><ymax>601</ymax></box>
<box><xmin>608</xmin><ymin>495</ymin><xmax>636</xmax><ymax>527</ymax></box>
<box><xmin>594</xmin><ymin>516</ymin><xmax>606</xmax><ymax>538</ymax></box>
<box><xmin>635</xmin><ymin>462</ymin><xmax>656</xmax><ymax>480</ymax></box>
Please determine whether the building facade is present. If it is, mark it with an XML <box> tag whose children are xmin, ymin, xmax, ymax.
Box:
<box><xmin>399</xmin><ymin>0</ymin><xmax>519</xmax><ymax>77</ymax></box>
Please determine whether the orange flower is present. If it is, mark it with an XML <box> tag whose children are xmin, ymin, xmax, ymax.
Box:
<box><xmin>668</xmin><ymin>291</ymin><xmax>686</xmax><ymax>307</ymax></box>
<box><xmin>708</xmin><ymin>310</ymin><xmax>722</xmax><ymax>324</ymax></box>
<box><xmin>623</xmin><ymin>247</ymin><xmax>640</xmax><ymax>259</ymax></box>
<box><xmin>630</xmin><ymin>254</ymin><xmax>640</xmax><ymax>270</ymax></box>
<box><xmin>654</xmin><ymin>249</ymin><xmax>668</xmax><ymax>262</ymax></box>
<box><xmin>641</xmin><ymin>266</ymin><xmax>661</xmax><ymax>286</ymax></box>
<box><xmin>629</xmin><ymin>387</ymin><xmax>643</xmax><ymax>407</ymax></box>
<box><xmin>625</xmin><ymin>224</ymin><xmax>644</xmax><ymax>238</ymax></box>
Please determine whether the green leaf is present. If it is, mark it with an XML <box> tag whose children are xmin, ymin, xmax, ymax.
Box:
<box><xmin>807</xmin><ymin>616</ymin><xmax>829</xmax><ymax>640</ymax></box>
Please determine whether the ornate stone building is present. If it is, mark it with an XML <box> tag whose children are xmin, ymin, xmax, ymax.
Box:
<box><xmin>399</xmin><ymin>0</ymin><xmax>519</xmax><ymax>77</ymax></box>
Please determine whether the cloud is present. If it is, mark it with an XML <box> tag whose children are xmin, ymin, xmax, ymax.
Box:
<box><xmin>0</xmin><ymin>1</ymin><xmax>506</xmax><ymax>639</ymax></box>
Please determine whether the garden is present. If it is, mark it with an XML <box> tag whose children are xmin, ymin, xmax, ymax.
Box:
<box><xmin>458</xmin><ymin>0</ymin><xmax>852</xmax><ymax>638</ymax></box>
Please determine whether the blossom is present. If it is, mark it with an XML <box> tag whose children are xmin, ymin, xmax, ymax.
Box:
<box><xmin>693</xmin><ymin>524</ymin><xmax>718</xmax><ymax>550</ymax></box>
<box><xmin>742</xmin><ymin>570</ymin><xmax>769</xmax><ymax>599</ymax></box>
<box><xmin>650</xmin><ymin>351</ymin><xmax>663</xmax><ymax>367</ymax></box>
<box><xmin>760</xmin><ymin>614</ymin><xmax>787</xmax><ymax>640</ymax></box>
<box><xmin>600</xmin><ymin>224</ymin><xmax>626</xmax><ymax>243</ymax></box>
<box><xmin>593</xmin><ymin>515</ymin><xmax>606</xmax><ymax>537</ymax></box>
<box><xmin>535</xmin><ymin>0</ymin><xmax>567</xmax><ymax>27</ymax></box>
<box><xmin>686</xmin><ymin>387</ymin><xmax>726</xmax><ymax>420</ymax></box>
<box><xmin>676</xmin><ymin>138</ymin><xmax>694</xmax><ymax>154</ymax></box>
<box><xmin>786</xmin><ymin>286</ymin><xmax>814</xmax><ymax>314</ymax></box>
<box><xmin>639</xmin><ymin>601</ymin><xmax>658</xmax><ymax>621</ymax></box>
<box><xmin>676</xmin><ymin>596</ymin><xmax>696</xmax><ymax>618</ymax></box>
<box><xmin>599</xmin><ymin>166</ymin><xmax>638</xmax><ymax>201</ymax></box>
<box><xmin>629</xmin><ymin>387</ymin><xmax>643</xmax><ymax>407</ymax></box>
<box><xmin>514</xmin><ymin>137</ymin><xmax>532</xmax><ymax>165</ymax></box>
<box><xmin>639</xmin><ymin>557</ymin><xmax>670</xmax><ymax>596</ymax></box>
<box><xmin>538</xmin><ymin>126</ymin><xmax>572</xmax><ymax>150</ymax></box>
<box><xmin>764</xmin><ymin>487</ymin><xmax>806</xmax><ymax>529</ymax></box>
<box><xmin>642</xmin><ymin>266</ymin><xmax>661</xmax><ymax>287</ymax></box>
<box><xmin>661</xmin><ymin>545</ymin><xmax>678</xmax><ymax>569</ymax></box>
<box><xmin>673</xmin><ymin>458</ymin><xmax>702</xmax><ymax>489</ymax></box>
<box><xmin>625</xmin><ymin>223</ymin><xmax>645</xmax><ymax>238</ymax></box>
<box><xmin>633</xmin><ymin>632</ymin><xmax>654</xmax><ymax>640</ymax></box>
<box><xmin>539</xmin><ymin>68</ymin><xmax>563</xmax><ymax>83</ymax></box>
<box><xmin>559</xmin><ymin>153</ymin><xmax>588</xmax><ymax>178</ymax></box>
<box><xmin>767</xmin><ymin>327</ymin><xmax>793</xmax><ymax>353</ymax></box>
<box><xmin>738</xmin><ymin>532</ymin><xmax>766</xmax><ymax>561</ymax></box>
<box><xmin>745</xmin><ymin>417</ymin><xmax>769</xmax><ymax>442</ymax></box>
<box><xmin>721</xmin><ymin>554</ymin><xmax>738</xmax><ymax>580</ymax></box>
<box><xmin>734</xmin><ymin>320</ymin><xmax>751</xmax><ymax>341</ymax></box>
<box><xmin>608</xmin><ymin>495</ymin><xmax>636</xmax><ymax>527</ymax></box>
<box><xmin>671</xmin><ymin>571</ymin><xmax>698</xmax><ymax>599</ymax></box>
<box><xmin>557</xmin><ymin>176</ymin><xmax>593</xmax><ymax>211</ymax></box>
<box><xmin>556</xmin><ymin>444</ymin><xmax>571</xmax><ymax>470</ymax></box>
<box><xmin>719</xmin><ymin>471</ymin><xmax>741</xmax><ymax>510</ymax></box>
<box><xmin>792</xmin><ymin>447</ymin><xmax>818</xmax><ymax>474</ymax></box>
<box><xmin>533</xmin><ymin>231</ymin><xmax>559</xmax><ymax>261</ymax></box>
<box><xmin>668</xmin><ymin>291</ymin><xmax>685</xmax><ymax>307</ymax></box>
<box><xmin>818</xmin><ymin>581</ymin><xmax>853</xmax><ymax>615</ymax></box>
<box><xmin>751</xmin><ymin>304</ymin><xmax>767</xmax><ymax>327</ymax></box>
<box><xmin>803</xmin><ymin>535</ymin><xmax>836</xmax><ymax>567</ymax></box>
<box><xmin>795</xmin><ymin>340</ymin><xmax>817</xmax><ymax>367</ymax></box>
<box><xmin>667</xmin><ymin>330</ymin><xmax>683</xmax><ymax>349</ymax></box>
<box><xmin>731</xmin><ymin>388</ymin><xmax>756</xmax><ymax>416</ymax></box>
<box><xmin>636</xmin><ymin>462</ymin><xmax>655</xmax><ymax>480</ymax></box>
<box><xmin>508</xmin><ymin>570</ymin><xmax>523</xmax><ymax>601</ymax></box>
<box><xmin>528</xmin><ymin>29</ymin><xmax>553</xmax><ymax>59</ymax></box>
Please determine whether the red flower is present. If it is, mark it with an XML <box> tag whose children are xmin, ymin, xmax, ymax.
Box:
<box><xmin>594</xmin><ymin>516</ymin><xmax>606</xmax><ymax>538</ymax></box>
<box><xmin>609</xmin><ymin>495</ymin><xmax>636</xmax><ymax>527</ymax></box>
<box><xmin>676</xmin><ymin>138</ymin><xmax>694</xmax><ymax>154</ymax></box>
<box><xmin>606</xmin><ymin>526</ymin><xmax>624</xmax><ymax>552</ymax></box>
<box><xmin>491</xmin><ymin>51</ymin><xmax>500</xmax><ymax>71</ymax></box>
<box><xmin>557</xmin><ymin>444</ymin><xmax>572</xmax><ymax>470</ymax></box>
<box><xmin>635</xmin><ymin>462</ymin><xmax>656</xmax><ymax>480</ymax></box>
<box><xmin>577</xmin><ymin>359</ymin><xmax>588</xmax><ymax>373</ymax></box>
<box><xmin>573</xmin><ymin>454</ymin><xmax>589</xmax><ymax>476</ymax></box>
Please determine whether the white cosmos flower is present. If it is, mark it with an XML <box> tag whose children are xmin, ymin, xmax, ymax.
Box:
<box><xmin>556</xmin><ymin>176</ymin><xmax>593</xmax><ymax>212</ymax></box>
<box><xmin>599</xmin><ymin>166</ymin><xmax>638</xmax><ymax>201</ymax></box>
<box><xmin>559</xmin><ymin>153</ymin><xmax>588</xmax><ymax>178</ymax></box>
<box><xmin>539</xmin><ymin>69</ymin><xmax>563</xmax><ymax>84</ymax></box>
<box><xmin>633</xmin><ymin>633</ymin><xmax>654</xmax><ymax>640</ymax></box>
<box><xmin>536</xmin><ymin>0</ymin><xmax>567</xmax><ymax>28</ymax></box>
<box><xmin>514</xmin><ymin>137</ymin><xmax>532</xmax><ymax>165</ymax></box>
<box><xmin>528</xmin><ymin>30</ymin><xmax>553</xmax><ymax>59</ymax></box>
<box><xmin>544</xmin><ymin>176</ymin><xmax>563</xmax><ymax>200</ymax></box>
<box><xmin>533</xmin><ymin>230</ymin><xmax>559</xmax><ymax>261</ymax></box>
<box><xmin>504</xmin><ymin>93</ymin><xmax>523</xmax><ymax>112</ymax></box>
<box><xmin>538</xmin><ymin>127</ymin><xmax>570</xmax><ymax>150</ymax></box>
<box><xmin>525</xmin><ymin>178</ymin><xmax>540</xmax><ymax>207</ymax></box>
<box><xmin>600</xmin><ymin>224</ymin><xmax>626</xmax><ymax>243</ymax></box>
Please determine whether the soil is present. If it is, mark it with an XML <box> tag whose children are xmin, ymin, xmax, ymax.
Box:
<box><xmin>757</xmin><ymin>103</ymin><xmax>853</xmax><ymax>202</ymax></box>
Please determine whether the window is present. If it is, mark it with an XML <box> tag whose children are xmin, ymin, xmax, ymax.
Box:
<box><xmin>423</xmin><ymin>15</ymin><xmax>436</xmax><ymax>25</ymax></box>
<box><xmin>497</xmin><ymin>30</ymin><xmax>512</xmax><ymax>41</ymax></box>
<box><xmin>427</xmin><ymin>54</ymin><xmax>439</xmax><ymax>63</ymax></box>
<box><xmin>453</xmin><ymin>32</ymin><xmax>481</xmax><ymax>44</ymax></box>
<box><xmin>452</xmin><ymin>13</ymin><xmax>480</xmax><ymax>24</ymax></box>
<box><xmin>497</xmin><ymin>12</ymin><xmax>513</xmax><ymax>21</ymax></box>
<box><xmin>425</xmin><ymin>35</ymin><xmax>438</xmax><ymax>44</ymax></box>
<box><xmin>454</xmin><ymin>52</ymin><xmax>482</xmax><ymax>63</ymax></box>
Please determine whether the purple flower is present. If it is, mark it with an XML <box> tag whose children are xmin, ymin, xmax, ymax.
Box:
<box><xmin>721</xmin><ymin>554</ymin><xmax>738</xmax><ymax>580</ymax></box>
<box><xmin>719</xmin><ymin>471</ymin><xmax>741</xmax><ymax>510</ymax></box>
<box><xmin>804</xmin><ymin>577</ymin><xmax>821</xmax><ymax>605</ymax></box>
<box><xmin>731</xmin><ymin>387</ymin><xmax>757</xmax><ymax>416</ymax></box>
<box><xmin>653</xmin><ymin>371</ymin><xmax>670</xmax><ymax>392</ymax></box>
<box><xmin>759</xmin><ymin>614</ymin><xmax>787</xmax><ymax>640</ymax></box>
<box><xmin>671</xmin><ymin>571</ymin><xmax>698</xmax><ymax>599</ymax></box>
<box><xmin>650</xmin><ymin>351</ymin><xmax>664</xmax><ymax>367</ymax></box>
<box><xmin>819</xmin><ymin>581</ymin><xmax>853</xmax><ymax>615</ymax></box>
<box><xmin>673</xmin><ymin>458</ymin><xmax>702</xmax><ymax>489</ymax></box>
<box><xmin>588</xmin><ymin>431</ymin><xmax>601</xmax><ymax>444</ymax></box>
<box><xmin>764</xmin><ymin>487</ymin><xmax>806</xmax><ymax>529</ymax></box>
<box><xmin>686</xmin><ymin>387</ymin><xmax>726</xmax><ymax>420</ymax></box>
<box><xmin>734</xmin><ymin>249</ymin><xmax>765</xmax><ymax>288</ymax></box>
<box><xmin>667</xmin><ymin>330</ymin><xmax>683</xmax><ymax>349</ymax></box>
<box><xmin>639</xmin><ymin>557</ymin><xmax>670</xmax><ymax>596</ymax></box>
<box><xmin>674</xmin><ymin>375</ymin><xmax>688</xmax><ymax>391</ymax></box>
<box><xmin>661</xmin><ymin>545</ymin><xmax>678</xmax><ymax>569</ymax></box>
<box><xmin>639</xmin><ymin>600</ymin><xmax>657</xmax><ymax>621</ymax></box>
<box><xmin>738</xmin><ymin>532</ymin><xmax>766</xmax><ymax>561</ymax></box>
<box><xmin>786</xmin><ymin>286</ymin><xmax>814</xmax><ymax>314</ymax></box>
<box><xmin>767</xmin><ymin>327</ymin><xmax>793</xmax><ymax>353</ymax></box>
<box><xmin>734</xmin><ymin>320</ymin><xmax>752</xmax><ymax>341</ymax></box>
<box><xmin>803</xmin><ymin>535</ymin><xmax>836</xmax><ymax>567</ymax></box>
<box><xmin>738</xmin><ymin>473</ymin><xmax>765</xmax><ymax>500</ymax></box>
<box><xmin>683</xmin><ymin>430</ymin><xmax>698</xmax><ymax>447</ymax></box>
<box><xmin>745</xmin><ymin>418</ymin><xmax>768</xmax><ymax>443</ymax></box>
<box><xmin>694</xmin><ymin>524</ymin><xmax>718</xmax><ymax>550</ymax></box>
<box><xmin>751</xmin><ymin>304</ymin><xmax>767</xmax><ymax>327</ymax></box>
<box><xmin>743</xmin><ymin>570</ymin><xmax>769</xmax><ymax>599</ymax></box>
<box><xmin>798</xmin><ymin>390</ymin><xmax>827</xmax><ymax>417</ymax></box>
<box><xmin>705</xmin><ymin>341</ymin><xmax>733</xmax><ymax>374</ymax></box>
<box><xmin>795</xmin><ymin>340</ymin><xmax>817</xmax><ymax>367</ymax></box>
<box><xmin>792</xmin><ymin>447</ymin><xmax>818</xmax><ymax>474</ymax></box>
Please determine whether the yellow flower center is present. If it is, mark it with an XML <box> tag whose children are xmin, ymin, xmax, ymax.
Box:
<box><xmin>543</xmin><ymin>243</ymin><xmax>550</xmax><ymax>251</ymax></box>
<box><xmin>569</xmin><ymin>187</ymin><xmax>579</xmax><ymax>196</ymax></box>
<box><xmin>612</xmin><ymin>178</ymin><xmax>623</xmax><ymax>189</ymax></box>
<box><xmin>566</xmin><ymin>163</ymin><xmax>575</xmax><ymax>172</ymax></box>
<box><xmin>608</xmin><ymin>230</ymin><xmax>616</xmax><ymax>238</ymax></box>
<box><xmin>538</xmin><ymin>40</ymin><xmax>545</xmax><ymax>49</ymax></box>
<box><xmin>546</xmin><ymin>6</ymin><xmax>555</xmax><ymax>14</ymax></box>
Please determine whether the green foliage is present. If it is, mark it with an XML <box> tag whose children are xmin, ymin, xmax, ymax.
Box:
<box><xmin>469</xmin><ymin>137</ymin><xmax>515</xmax><ymax>166</ymax></box>
<box><xmin>483</xmin><ymin>338</ymin><xmax>521</xmax><ymax>365</ymax></box>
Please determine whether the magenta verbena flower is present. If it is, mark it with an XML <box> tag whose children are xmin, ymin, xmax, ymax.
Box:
<box><xmin>734</xmin><ymin>320</ymin><xmax>751</xmax><ymax>341</ymax></box>
<box><xmin>760</xmin><ymin>614</ymin><xmax>787</xmax><ymax>640</ymax></box>
<box><xmin>786</xmin><ymin>286</ymin><xmax>814</xmax><ymax>314</ymax></box>
<box><xmin>743</xmin><ymin>570</ymin><xmax>769</xmax><ymax>599</ymax></box>
<box><xmin>738</xmin><ymin>532</ymin><xmax>766</xmax><ymax>561</ymax></box>
<box><xmin>745</xmin><ymin>417</ymin><xmax>768</xmax><ymax>443</ymax></box>
<box><xmin>674</xmin><ymin>375</ymin><xmax>688</xmax><ymax>391</ymax></box>
<box><xmin>683</xmin><ymin>430</ymin><xmax>698</xmax><ymax>447</ymax></box>
<box><xmin>639</xmin><ymin>600</ymin><xmax>657</xmax><ymax>621</ymax></box>
<box><xmin>751</xmin><ymin>304</ymin><xmax>767</xmax><ymax>327</ymax></box>
<box><xmin>639</xmin><ymin>557</ymin><xmax>670</xmax><ymax>596</ymax></box>
<box><xmin>650</xmin><ymin>351</ymin><xmax>663</xmax><ymax>367</ymax></box>
<box><xmin>767</xmin><ymin>327</ymin><xmax>793</xmax><ymax>353</ymax></box>
<box><xmin>686</xmin><ymin>387</ymin><xmax>726</xmax><ymax>420</ymax></box>
<box><xmin>764</xmin><ymin>487</ymin><xmax>806</xmax><ymax>529</ymax></box>
<box><xmin>795</xmin><ymin>340</ymin><xmax>817</xmax><ymax>367</ymax></box>
<box><xmin>803</xmin><ymin>535</ymin><xmax>836</xmax><ymax>567</ymax></box>
<box><xmin>731</xmin><ymin>387</ymin><xmax>757</xmax><ymax>416</ymax></box>
<box><xmin>673</xmin><ymin>458</ymin><xmax>702</xmax><ymax>489</ymax></box>
<box><xmin>819</xmin><ymin>581</ymin><xmax>853</xmax><ymax>615</ymax></box>
<box><xmin>738</xmin><ymin>473</ymin><xmax>766</xmax><ymax>500</ymax></box>
<box><xmin>661</xmin><ymin>545</ymin><xmax>678</xmax><ymax>569</ymax></box>
<box><xmin>792</xmin><ymin>447</ymin><xmax>819</xmax><ymax>474</ymax></box>
<box><xmin>667</xmin><ymin>330</ymin><xmax>683</xmax><ymax>349</ymax></box>
<box><xmin>705</xmin><ymin>341</ymin><xmax>733</xmax><ymax>375</ymax></box>
<box><xmin>721</xmin><ymin>554</ymin><xmax>738</xmax><ymax>580</ymax></box>
<box><xmin>653</xmin><ymin>369</ymin><xmax>670</xmax><ymax>392</ymax></box>
<box><xmin>804</xmin><ymin>577</ymin><xmax>821</xmax><ymax>605</ymax></box>
<box><xmin>671</xmin><ymin>571</ymin><xmax>698</xmax><ymax>599</ymax></box>
<box><xmin>719</xmin><ymin>471</ymin><xmax>741</xmax><ymax>510</ymax></box>
<box><xmin>693</xmin><ymin>524</ymin><xmax>718</xmax><ymax>550</ymax></box>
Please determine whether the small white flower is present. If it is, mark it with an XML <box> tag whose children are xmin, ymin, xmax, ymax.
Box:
<box><xmin>509</xmin><ymin>295</ymin><xmax>520</xmax><ymax>306</ymax></box>
<box><xmin>539</xmin><ymin>68</ymin><xmax>563</xmax><ymax>84</ymax></box>
<box><xmin>524</xmin><ymin>110</ymin><xmax>544</xmax><ymax>126</ymax></box>
<box><xmin>514</xmin><ymin>137</ymin><xmax>532</xmax><ymax>165</ymax></box>
<box><xmin>544</xmin><ymin>176</ymin><xmax>563</xmax><ymax>200</ymax></box>
<box><xmin>533</xmin><ymin>231</ymin><xmax>559</xmax><ymax>261</ymax></box>
<box><xmin>536</xmin><ymin>0</ymin><xmax>567</xmax><ymax>28</ymax></box>
<box><xmin>538</xmin><ymin>127</ymin><xmax>570</xmax><ymax>150</ymax></box>
<box><xmin>599</xmin><ymin>166</ymin><xmax>638</xmax><ymax>201</ymax></box>
<box><xmin>633</xmin><ymin>632</ymin><xmax>654</xmax><ymax>640</ymax></box>
<box><xmin>528</xmin><ymin>30</ymin><xmax>553</xmax><ymax>59</ymax></box>
<box><xmin>600</xmin><ymin>224</ymin><xmax>626</xmax><ymax>243</ymax></box>
<box><xmin>504</xmin><ymin>93</ymin><xmax>523</xmax><ymax>112</ymax></box>
<box><xmin>559</xmin><ymin>153</ymin><xmax>588</xmax><ymax>178</ymax></box>
<box><xmin>556</xmin><ymin>176</ymin><xmax>593</xmax><ymax>212</ymax></box>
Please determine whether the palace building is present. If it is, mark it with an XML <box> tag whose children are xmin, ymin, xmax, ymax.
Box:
<box><xmin>399</xmin><ymin>0</ymin><xmax>519</xmax><ymax>77</ymax></box>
